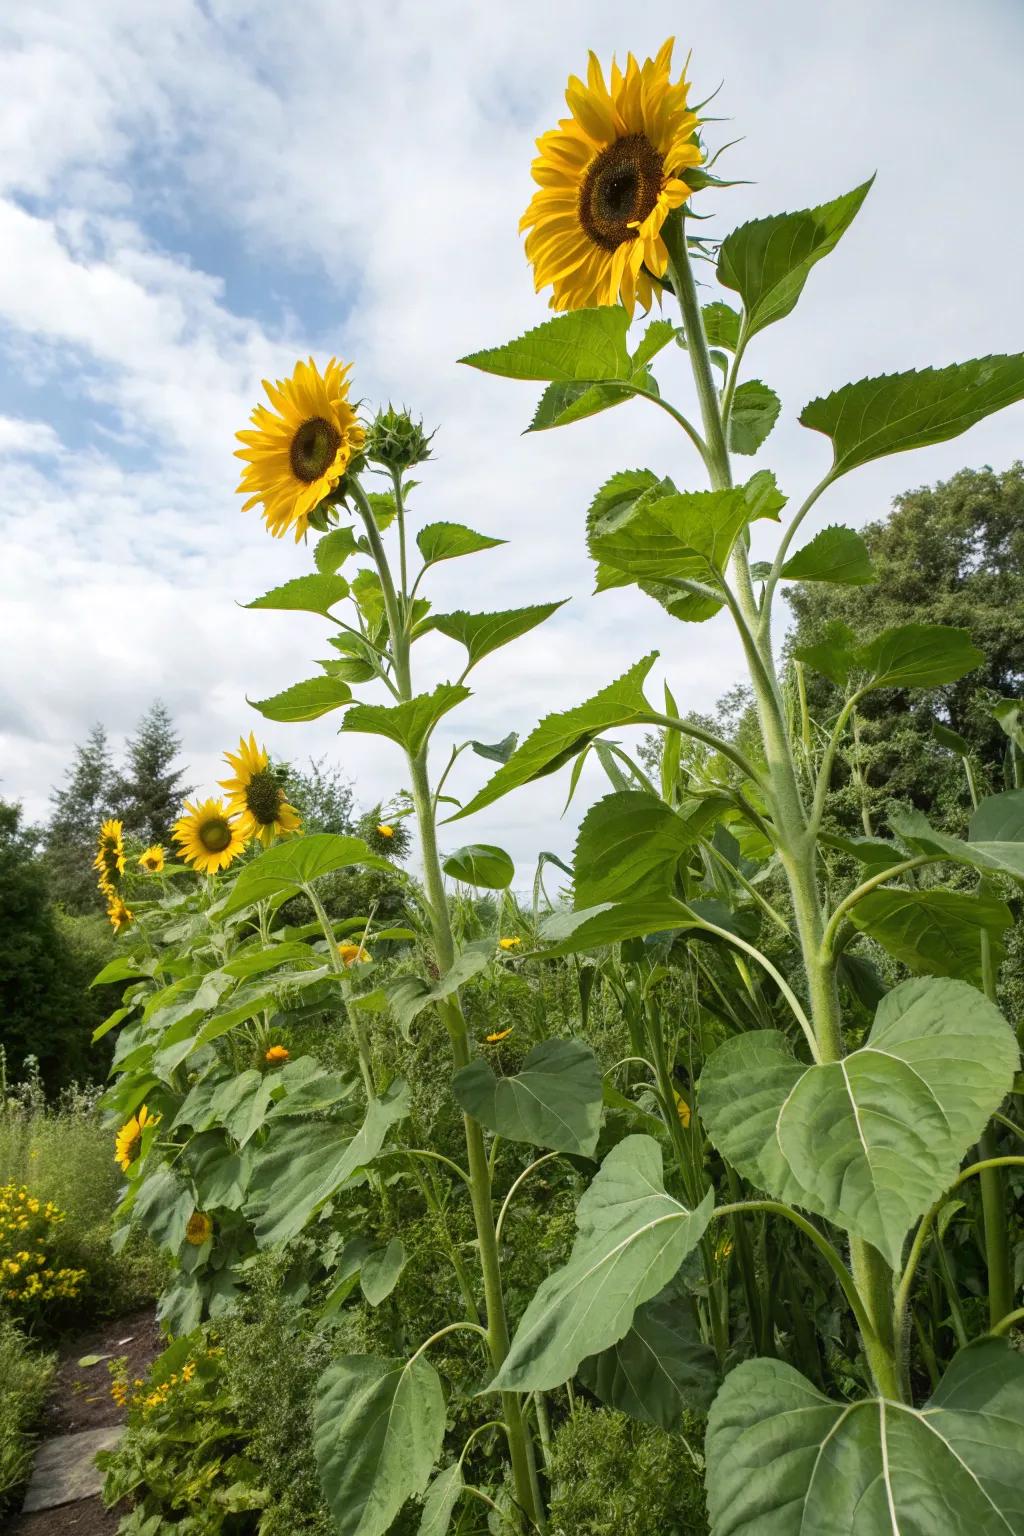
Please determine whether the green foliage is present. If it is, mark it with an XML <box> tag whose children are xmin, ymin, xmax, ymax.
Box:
<box><xmin>114</xmin><ymin>701</ymin><xmax>193</xmax><ymax>848</ymax></box>
<box><xmin>415</xmin><ymin>523</ymin><xmax>505</xmax><ymax>566</ymax></box>
<box><xmin>250</xmin><ymin>675</ymin><xmax>353</xmax><ymax>722</ymax></box>
<box><xmin>779</xmin><ymin>525</ymin><xmax>875</xmax><ymax>585</ymax></box>
<box><xmin>452</xmin><ymin>1039</ymin><xmax>603</xmax><ymax>1155</ymax></box>
<box><xmin>341</xmin><ymin>686</ymin><xmax>471</xmax><ymax>757</ymax></box>
<box><xmin>0</xmin><ymin>1314</ymin><xmax>54</xmax><ymax>1517</ymax></box>
<box><xmin>460</xmin><ymin>306</ymin><xmax>631</xmax><ymax>382</ymax></box>
<box><xmin>246</xmin><ymin>574</ymin><xmax>351</xmax><ymax>617</ymax></box>
<box><xmin>727</xmin><ymin>380</ymin><xmax>780</xmax><ymax>455</ymax></box>
<box><xmin>442</xmin><ymin>844</ymin><xmax>515</xmax><ymax>890</ymax></box>
<box><xmin>423</xmin><ymin>603</ymin><xmax>566</xmax><ymax>674</ymax></box>
<box><xmin>547</xmin><ymin>1401</ymin><xmax>707</xmax><ymax>1536</ymax></box>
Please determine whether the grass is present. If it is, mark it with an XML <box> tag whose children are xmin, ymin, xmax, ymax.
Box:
<box><xmin>0</xmin><ymin>1314</ymin><xmax>54</xmax><ymax>1517</ymax></box>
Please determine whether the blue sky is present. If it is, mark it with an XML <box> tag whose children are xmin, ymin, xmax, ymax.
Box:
<box><xmin>3</xmin><ymin>0</ymin><xmax>1023</xmax><ymax>875</ymax></box>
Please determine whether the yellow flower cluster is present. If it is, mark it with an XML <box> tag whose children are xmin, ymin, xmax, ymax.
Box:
<box><xmin>93</xmin><ymin>820</ymin><xmax>134</xmax><ymax>933</ymax></box>
<box><xmin>110</xmin><ymin>1346</ymin><xmax>220</xmax><ymax>1415</ymax></box>
<box><xmin>0</xmin><ymin>1185</ymin><xmax>86</xmax><ymax>1310</ymax></box>
<box><xmin>168</xmin><ymin>735</ymin><xmax>302</xmax><ymax>878</ymax></box>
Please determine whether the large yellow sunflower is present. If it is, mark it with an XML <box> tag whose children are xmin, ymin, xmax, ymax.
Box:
<box><xmin>172</xmin><ymin>797</ymin><xmax>247</xmax><ymax>875</ymax></box>
<box><xmin>93</xmin><ymin>819</ymin><xmax>126</xmax><ymax>893</ymax></box>
<box><xmin>219</xmin><ymin>734</ymin><xmax>302</xmax><ymax>847</ymax></box>
<box><xmin>521</xmin><ymin>39</ymin><xmax>704</xmax><ymax>315</ymax></box>
<box><xmin>114</xmin><ymin>1104</ymin><xmax>158</xmax><ymax>1173</ymax></box>
<box><xmin>235</xmin><ymin>357</ymin><xmax>366</xmax><ymax>541</ymax></box>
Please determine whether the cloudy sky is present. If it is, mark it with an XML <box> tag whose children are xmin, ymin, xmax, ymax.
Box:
<box><xmin>3</xmin><ymin>0</ymin><xmax>1022</xmax><ymax>877</ymax></box>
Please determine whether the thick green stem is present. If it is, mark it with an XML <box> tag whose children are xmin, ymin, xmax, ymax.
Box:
<box><xmin>352</xmin><ymin>481</ymin><xmax>545</xmax><ymax>1530</ymax></box>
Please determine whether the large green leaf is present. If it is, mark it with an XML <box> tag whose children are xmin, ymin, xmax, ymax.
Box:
<box><xmin>416</xmin><ymin>523</ymin><xmax>505</xmax><ymax>565</ymax></box>
<box><xmin>220</xmin><ymin>834</ymin><xmax>387</xmax><ymax>915</ymax></box>
<box><xmin>491</xmin><ymin>1136</ymin><xmax>714</xmax><ymax>1391</ymax></box>
<box><xmin>245</xmin><ymin>574</ymin><xmax>349</xmax><ymax>618</ymax></box>
<box><xmin>315</xmin><ymin>526</ymin><xmax>360</xmax><ymax>574</ymax></box>
<box><xmin>442</xmin><ymin>844</ymin><xmax>515</xmax><ymax>890</ymax></box>
<box><xmin>247</xmin><ymin>1080</ymin><xmax>410</xmax><ymax>1246</ymax></box>
<box><xmin>588</xmin><ymin>486</ymin><xmax>757</xmax><ymax>585</ymax></box>
<box><xmin>314</xmin><ymin>1354</ymin><xmax>445</xmax><ymax>1536</ymax></box>
<box><xmin>452</xmin><ymin>1039</ymin><xmax>603</xmax><ymax>1156</ymax></box>
<box><xmin>801</xmin><ymin>354</ymin><xmax>1024</xmax><ymax>477</ymax></box>
<box><xmin>705</xmin><ymin>1340</ymin><xmax>1024</xmax><ymax>1536</ymax></box>
<box><xmin>386</xmin><ymin>940</ymin><xmax>494</xmax><ymax>1039</ymax></box>
<box><xmin>361</xmin><ymin>1238</ymin><xmax>407</xmax><ymax>1306</ymax></box>
<box><xmin>780</xmin><ymin>525</ymin><xmax>875</xmax><ymax>585</ymax></box>
<box><xmin>717</xmin><ymin>180</ymin><xmax>873</xmax><ymax>338</ymax></box>
<box><xmin>538</xmin><ymin>897</ymin><xmax>694</xmax><ymax>958</ymax></box>
<box><xmin>459</xmin><ymin>306</ymin><xmax>631</xmax><ymax>382</ymax></box>
<box><xmin>450</xmin><ymin>655</ymin><xmax>657</xmax><ymax>822</ymax></box>
<box><xmin>849</xmin><ymin>885</ymin><xmax>1012</xmax><ymax>984</ymax></box>
<box><xmin>891</xmin><ymin>801</ymin><xmax>1024</xmax><ymax>883</ymax></box>
<box><xmin>249</xmin><ymin>676</ymin><xmax>352</xmax><ymax>722</ymax></box>
<box><xmin>578</xmin><ymin>1287</ymin><xmax>719</xmax><ymax>1428</ymax></box>
<box><xmin>341</xmin><ymin>685</ymin><xmax>470</xmax><ymax>757</ymax></box>
<box><xmin>573</xmin><ymin>791</ymin><xmax>698</xmax><ymax>907</ymax></box>
<box><xmin>699</xmin><ymin>976</ymin><xmax>1018</xmax><ymax>1266</ymax></box>
<box><xmin>795</xmin><ymin>621</ymin><xmax>982</xmax><ymax>691</ymax></box>
<box><xmin>132</xmin><ymin>1166</ymin><xmax>194</xmax><ymax>1252</ymax></box>
<box><xmin>728</xmin><ymin>381</ymin><xmax>780</xmax><ymax>455</ymax></box>
<box><xmin>422</xmin><ymin>602</ymin><xmax>565</xmax><ymax>672</ymax></box>
<box><xmin>701</xmin><ymin>302</ymin><xmax>740</xmax><ymax>350</ymax></box>
<box><xmin>527</xmin><ymin>378</ymin><xmax>640</xmax><ymax>432</ymax></box>
<box><xmin>417</xmin><ymin>1463</ymin><xmax>463</xmax><ymax>1536</ymax></box>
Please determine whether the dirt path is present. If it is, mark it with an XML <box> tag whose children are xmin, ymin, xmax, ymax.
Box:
<box><xmin>8</xmin><ymin>1308</ymin><xmax>162</xmax><ymax>1535</ymax></box>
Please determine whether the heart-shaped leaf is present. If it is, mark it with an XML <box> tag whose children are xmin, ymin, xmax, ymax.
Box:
<box><xmin>700</xmin><ymin>977</ymin><xmax>1018</xmax><ymax>1266</ymax></box>
<box><xmin>491</xmin><ymin>1135</ymin><xmax>713</xmax><ymax>1391</ymax></box>
<box><xmin>442</xmin><ymin>843</ymin><xmax>515</xmax><ymax>890</ymax></box>
<box><xmin>849</xmin><ymin>885</ymin><xmax>1012</xmax><ymax>984</ymax></box>
<box><xmin>780</xmin><ymin>525</ymin><xmax>875</xmax><ymax>585</ymax></box>
<box><xmin>220</xmin><ymin>834</ymin><xmax>388</xmax><ymax>915</ymax></box>
<box><xmin>453</xmin><ymin>1039</ymin><xmax>603</xmax><ymax>1156</ymax></box>
<box><xmin>705</xmin><ymin>1340</ymin><xmax>1024</xmax><ymax>1536</ymax></box>
<box><xmin>315</xmin><ymin>1354</ymin><xmax>445</xmax><ymax>1536</ymax></box>
<box><xmin>578</xmin><ymin>1286</ymin><xmax>719</xmax><ymax>1428</ymax></box>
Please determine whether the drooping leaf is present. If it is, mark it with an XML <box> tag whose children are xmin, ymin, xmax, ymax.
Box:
<box><xmin>459</xmin><ymin>307</ymin><xmax>631</xmax><ymax>382</ymax></box>
<box><xmin>578</xmin><ymin>1287</ymin><xmax>719</xmax><ymax>1428</ymax></box>
<box><xmin>931</xmin><ymin>719</ymin><xmax>972</xmax><ymax>757</ymax></box>
<box><xmin>450</xmin><ymin>655</ymin><xmax>658</xmax><ymax>822</ymax></box>
<box><xmin>423</xmin><ymin>602</ymin><xmax>565</xmax><ymax>672</ymax></box>
<box><xmin>416</xmin><ymin>1463</ymin><xmax>464</xmax><ymax>1536</ymax></box>
<box><xmin>728</xmin><ymin>381</ymin><xmax>781</xmax><ymax>455</ymax></box>
<box><xmin>132</xmin><ymin>1166</ymin><xmax>194</xmax><ymax>1252</ymax></box>
<box><xmin>717</xmin><ymin>180</ymin><xmax>874</xmax><ymax>338</ymax></box>
<box><xmin>573</xmin><ymin>791</ymin><xmax>699</xmax><ymax>907</ymax></box>
<box><xmin>705</xmin><ymin>1340</ymin><xmax>1024</xmax><ymax>1536</ymax></box>
<box><xmin>361</xmin><ymin>1238</ymin><xmax>407</xmax><ymax>1306</ymax></box>
<box><xmin>442</xmin><ymin>843</ymin><xmax>515</xmax><ymax>890</ymax></box>
<box><xmin>527</xmin><ymin>378</ymin><xmax>639</xmax><ymax>432</ymax></box>
<box><xmin>699</xmin><ymin>976</ymin><xmax>1018</xmax><ymax>1266</ymax></box>
<box><xmin>245</xmin><ymin>574</ymin><xmax>350</xmax><ymax>618</ymax></box>
<box><xmin>700</xmin><ymin>302</ymin><xmax>741</xmax><ymax>351</ymax></box>
<box><xmin>247</xmin><ymin>1081</ymin><xmax>410</xmax><ymax>1246</ymax></box>
<box><xmin>780</xmin><ymin>525</ymin><xmax>876</xmax><ymax>585</ymax></box>
<box><xmin>416</xmin><ymin>522</ymin><xmax>505</xmax><ymax>566</ymax></box>
<box><xmin>802</xmin><ymin>354</ymin><xmax>1024</xmax><ymax>478</ymax></box>
<box><xmin>315</xmin><ymin>526</ymin><xmax>360</xmax><ymax>574</ymax></box>
<box><xmin>386</xmin><ymin>941</ymin><xmax>494</xmax><ymax>1040</ymax></box>
<box><xmin>453</xmin><ymin>1039</ymin><xmax>604</xmax><ymax>1156</ymax></box>
<box><xmin>848</xmin><ymin>885</ymin><xmax>1012</xmax><ymax>984</ymax></box>
<box><xmin>249</xmin><ymin>676</ymin><xmax>353</xmax><ymax>723</ymax></box>
<box><xmin>469</xmin><ymin>732</ymin><xmax>518</xmax><ymax>764</ymax></box>
<box><xmin>315</xmin><ymin>1354</ymin><xmax>446</xmax><ymax>1536</ymax></box>
<box><xmin>538</xmin><ymin>897</ymin><xmax>694</xmax><ymax>957</ymax></box>
<box><xmin>890</xmin><ymin>797</ymin><xmax>1024</xmax><ymax>882</ymax></box>
<box><xmin>491</xmin><ymin>1136</ymin><xmax>714</xmax><ymax>1391</ymax></box>
<box><xmin>220</xmin><ymin>834</ymin><xmax>388</xmax><ymax>915</ymax></box>
<box><xmin>341</xmin><ymin>686</ymin><xmax>471</xmax><ymax>757</ymax></box>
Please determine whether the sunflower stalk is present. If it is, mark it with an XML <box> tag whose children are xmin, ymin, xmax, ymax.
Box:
<box><xmin>349</xmin><ymin>476</ymin><xmax>548</xmax><ymax>1530</ymax></box>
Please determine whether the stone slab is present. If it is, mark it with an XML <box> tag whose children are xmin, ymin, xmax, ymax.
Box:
<box><xmin>22</xmin><ymin>1427</ymin><xmax>123</xmax><ymax>1512</ymax></box>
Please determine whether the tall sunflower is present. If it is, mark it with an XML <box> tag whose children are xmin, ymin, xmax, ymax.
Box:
<box><xmin>172</xmin><ymin>798</ymin><xmax>247</xmax><ymax>875</ymax></box>
<box><xmin>235</xmin><ymin>357</ymin><xmax>366</xmax><ymax>541</ymax></box>
<box><xmin>521</xmin><ymin>39</ymin><xmax>703</xmax><ymax>315</ymax></box>
<box><xmin>219</xmin><ymin>734</ymin><xmax>301</xmax><ymax>847</ymax></box>
<box><xmin>93</xmin><ymin>819</ymin><xmax>126</xmax><ymax>894</ymax></box>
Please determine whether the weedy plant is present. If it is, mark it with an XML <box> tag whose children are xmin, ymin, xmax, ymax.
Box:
<box><xmin>94</xmin><ymin>35</ymin><xmax>1024</xmax><ymax>1536</ymax></box>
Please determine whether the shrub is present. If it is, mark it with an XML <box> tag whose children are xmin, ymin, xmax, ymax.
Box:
<box><xmin>0</xmin><ymin>1314</ymin><xmax>54</xmax><ymax>1518</ymax></box>
<box><xmin>547</xmin><ymin>1401</ymin><xmax>707</xmax><ymax>1536</ymax></box>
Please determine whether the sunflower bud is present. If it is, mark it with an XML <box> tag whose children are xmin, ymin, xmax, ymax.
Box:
<box><xmin>365</xmin><ymin>406</ymin><xmax>434</xmax><ymax>472</ymax></box>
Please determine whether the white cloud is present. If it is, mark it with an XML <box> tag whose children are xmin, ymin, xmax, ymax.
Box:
<box><xmin>3</xmin><ymin>0</ymin><xmax>1024</xmax><ymax>876</ymax></box>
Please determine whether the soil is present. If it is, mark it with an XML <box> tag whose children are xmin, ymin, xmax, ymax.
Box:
<box><xmin>6</xmin><ymin>1308</ymin><xmax>163</xmax><ymax>1536</ymax></box>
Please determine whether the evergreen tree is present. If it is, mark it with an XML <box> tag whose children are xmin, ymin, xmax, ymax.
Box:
<box><xmin>283</xmin><ymin>757</ymin><xmax>355</xmax><ymax>833</ymax></box>
<box><xmin>44</xmin><ymin>723</ymin><xmax>117</xmax><ymax>912</ymax></box>
<box><xmin>115</xmin><ymin>700</ymin><xmax>191</xmax><ymax>845</ymax></box>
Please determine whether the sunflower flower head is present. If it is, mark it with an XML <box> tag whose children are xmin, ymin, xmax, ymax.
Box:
<box><xmin>106</xmin><ymin>896</ymin><xmax>134</xmax><ymax>934</ymax></box>
<box><xmin>521</xmin><ymin>39</ymin><xmax>704</xmax><ymax>315</ymax></box>
<box><xmin>185</xmin><ymin>1211</ymin><xmax>213</xmax><ymax>1246</ymax></box>
<box><xmin>264</xmin><ymin>1044</ymin><xmax>289</xmax><ymax>1065</ymax></box>
<box><xmin>235</xmin><ymin>357</ymin><xmax>367</xmax><ymax>541</ymax></box>
<box><xmin>172</xmin><ymin>797</ymin><xmax>247</xmax><ymax>875</ymax></box>
<box><xmin>138</xmin><ymin>845</ymin><xmax>166</xmax><ymax>874</ymax></box>
<box><xmin>93</xmin><ymin>819</ymin><xmax>126</xmax><ymax>893</ymax></box>
<box><xmin>337</xmin><ymin>943</ymin><xmax>371</xmax><ymax>968</ymax></box>
<box><xmin>498</xmin><ymin>936</ymin><xmax>522</xmax><ymax>952</ymax></box>
<box><xmin>115</xmin><ymin>1105</ymin><xmax>158</xmax><ymax>1173</ymax></box>
<box><xmin>219</xmin><ymin>734</ymin><xmax>301</xmax><ymax>847</ymax></box>
<box><xmin>365</xmin><ymin>405</ymin><xmax>435</xmax><ymax>472</ymax></box>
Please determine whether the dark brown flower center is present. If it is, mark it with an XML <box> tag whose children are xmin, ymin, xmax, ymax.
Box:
<box><xmin>578</xmin><ymin>134</ymin><xmax>664</xmax><ymax>251</ymax></box>
<box><xmin>289</xmin><ymin>416</ymin><xmax>342</xmax><ymax>484</ymax></box>
<box><xmin>245</xmin><ymin>771</ymin><xmax>284</xmax><ymax>826</ymax></box>
<box><xmin>199</xmin><ymin>817</ymin><xmax>232</xmax><ymax>853</ymax></box>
